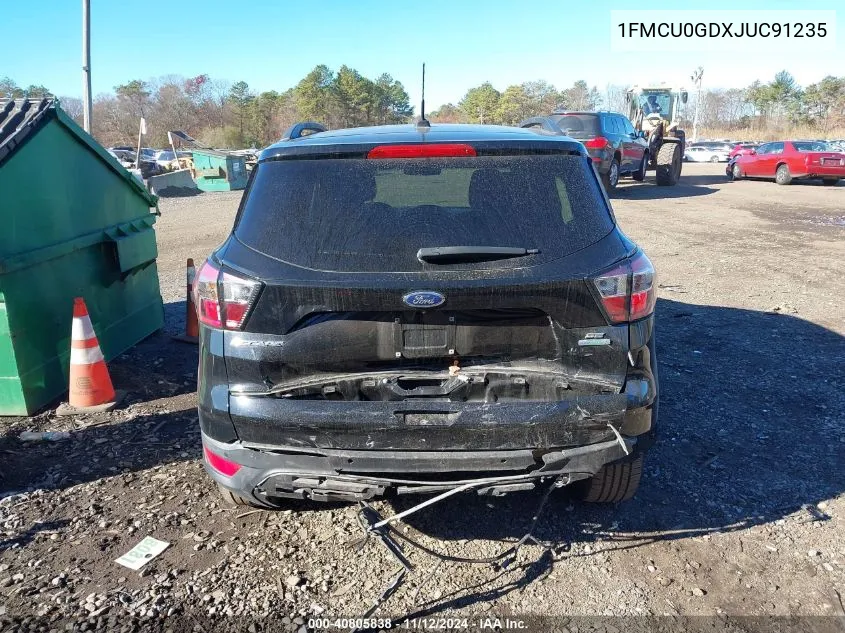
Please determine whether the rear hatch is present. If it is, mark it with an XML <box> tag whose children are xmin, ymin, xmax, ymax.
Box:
<box><xmin>214</xmin><ymin>151</ymin><xmax>637</xmax><ymax>448</ymax></box>
<box><xmin>548</xmin><ymin>114</ymin><xmax>600</xmax><ymax>140</ymax></box>
<box><xmin>548</xmin><ymin>114</ymin><xmax>609</xmax><ymax>163</ymax></box>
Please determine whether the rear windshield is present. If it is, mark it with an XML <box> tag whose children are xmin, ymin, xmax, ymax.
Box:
<box><xmin>235</xmin><ymin>155</ymin><xmax>613</xmax><ymax>273</ymax></box>
<box><xmin>548</xmin><ymin>115</ymin><xmax>600</xmax><ymax>138</ymax></box>
<box><xmin>793</xmin><ymin>141</ymin><xmax>830</xmax><ymax>152</ymax></box>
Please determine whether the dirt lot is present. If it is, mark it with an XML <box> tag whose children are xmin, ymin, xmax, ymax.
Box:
<box><xmin>1</xmin><ymin>163</ymin><xmax>843</xmax><ymax>632</ymax></box>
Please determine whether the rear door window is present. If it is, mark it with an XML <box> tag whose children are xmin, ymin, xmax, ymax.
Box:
<box><xmin>235</xmin><ymin>155</ymin><xmax>614</xmax><ymax>273</ymax></box>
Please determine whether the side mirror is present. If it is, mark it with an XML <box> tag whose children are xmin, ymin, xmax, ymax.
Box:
<box><xmin>637</xmin><ymin>130</ymin><xmax>647</xmax><ymax>139</ymax></box>
<box><xmin>748</xmin><ymin>149</ymin><xmax>756</xmax><ymax>155</ymax></box>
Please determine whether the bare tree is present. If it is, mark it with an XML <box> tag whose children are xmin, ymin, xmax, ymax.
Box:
<box><xmin>59</xmin><ymin>97</ymin><xmax>84</xmax><ymax>124</ymax></box>
<box><xmin>605</xmin><ymin>84</ymin><xmax>628</xmax><ymax>114</ymax></box>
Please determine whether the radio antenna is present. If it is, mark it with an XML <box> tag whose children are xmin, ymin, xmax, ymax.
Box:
<box><xmin>417</xmin><ymin>63</ymin><xmax>430</xmax><ymax>129</ymax></box>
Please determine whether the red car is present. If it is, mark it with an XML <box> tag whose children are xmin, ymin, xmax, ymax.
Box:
<box><xmin>728</xmin><ymin>141</ymin><xmax>844</xmax><ymax>185</ymax></box>
<box><xmin>729</xmin><ymin>143</ymin><xmax>758</xmax><ymax>159</ymax></box>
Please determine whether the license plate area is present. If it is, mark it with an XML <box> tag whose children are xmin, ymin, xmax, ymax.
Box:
<box><xmin>393</xmin><ymin>315</ymin><xmax>456</xmax><ymax>359</ymax></box>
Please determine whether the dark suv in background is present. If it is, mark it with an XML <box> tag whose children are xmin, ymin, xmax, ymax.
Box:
<box><xmin>195</xmin><ymin>121</ymin><xmax>659</xmax><ymax>508</ymax></box>
<box><xmin>548</xmin><ymin>111</ymin><xmax>648</xmax><ymax>191</ymax></box>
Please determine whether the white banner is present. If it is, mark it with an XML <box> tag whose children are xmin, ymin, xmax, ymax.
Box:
<box><xmin>611</xmin><ymin>10</ymin><xmax>837</xmax><ymax>52</ymax></box>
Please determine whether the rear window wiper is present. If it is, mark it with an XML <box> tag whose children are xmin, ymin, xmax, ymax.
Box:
<box><xmin>417</xmin><ymin>246</ymin><xmax>540</xmax><ymax>264</ymax></box>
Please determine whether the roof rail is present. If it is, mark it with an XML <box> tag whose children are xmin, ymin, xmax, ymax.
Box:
<box><xmin>518</xmin><ymin>117</ymin><xmax>564</xmax><ymax>136</ymax></box>
<box><xmin>279</xmin><ymin>121</ymin><xmax>327</xmax><ymax>142</ymax></box>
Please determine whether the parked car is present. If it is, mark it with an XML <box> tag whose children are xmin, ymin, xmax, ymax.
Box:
<box><xmin>691</xmin><ymin>141</ymin><xmax>733</xmax><ymax>153</ymax></box>
<box><xmin>729</xmin><ymin>143</ymin><xmax>759</xmax><ymax>160</ymax></box>
<box><xmin>154</xmin><ymin>150</ymin><xmax>192</xmax><ymax>170</ymax></box>
<box><xmin>138</xmin><ymin>158</ymin><xmax>164</xmax><ymax>179</ymax></box>
<box><xmin>196</xmin><ymin>121</ymin><xmax>659</xmax><ymax>507</ymax></box>
<box><xmin>106</xmin><ymin>149</ymin><xmax>163</xmax><ymax>178</ymax></box>
<box><xmin>547</xmin><ymin>111</ymin><xmax>648</xmax><ymax>191</ymax></box>
<box><xmin>727</xmin><ymin>140</ymin><xmax>844</xmax><ymax>185</ymax></box>
<box><xmin>684</xmin><ymin>146</ymin><xmax>729</xmax><ymax>162</ymax></box>
<box><xmin>107</xmin><ymin>149</ymin><xmax>135</xmax><ymax>167</ymax></box>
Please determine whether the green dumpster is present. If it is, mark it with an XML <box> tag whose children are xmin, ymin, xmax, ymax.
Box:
<box><xmin>0</xmin><ymin>98</ymin><xmax>164</xmax><ymax>416</ymax></box>
<box><xmin>191</xmin><ymin>149</ymin><xmax>248</xmax><ymax>192</ymax></box>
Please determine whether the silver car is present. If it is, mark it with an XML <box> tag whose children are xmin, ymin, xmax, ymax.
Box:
<box><xmin>684</xmin><ymin>146</ymin><xmax>729</xmax><ymax>162</ymax></box>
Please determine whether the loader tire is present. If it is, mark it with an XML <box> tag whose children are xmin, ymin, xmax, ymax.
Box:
<box><xmin>655</xmin><ymin>142</ymin><xmax>682</xmax><ymax>186</ymax></box>
<box><xmin>572</xmin><ymin>453</ymin><xmax>644</xmax><ymax>503</ymax></box>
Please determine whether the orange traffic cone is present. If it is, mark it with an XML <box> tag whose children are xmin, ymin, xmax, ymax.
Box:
<box><xmin>173</xmin><ymin>258</ymin><xmax>199</xmax><ymax>344</ymax></box>
<box><xmin>56</xmin><ymin>298</ymin><xmax>124</xmax><ymax>416</ymax></box>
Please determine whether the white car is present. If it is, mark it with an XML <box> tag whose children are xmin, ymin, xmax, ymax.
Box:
<box><xmin>684</xmin><ymin>146</ymin><xmax>729</xmax><ymax>162</ymax></box>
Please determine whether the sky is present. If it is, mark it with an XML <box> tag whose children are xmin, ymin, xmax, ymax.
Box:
<box><xmin>3</xmin><ymin>0</ymin><xmax>843</xmax><ymax>111</ymax></box>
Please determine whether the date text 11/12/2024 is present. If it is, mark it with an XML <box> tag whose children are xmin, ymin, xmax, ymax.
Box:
<box><xmin>307</xmin><ymin>617</ymin><xmax>529</xmax><ymax>630</ymax></box>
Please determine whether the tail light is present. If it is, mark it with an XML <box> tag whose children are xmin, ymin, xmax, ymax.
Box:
<box><xmin>203</xmin><ymin>446</ymin><xmax>241</xmax><ymax>477</ymax></box>
<box><xmin>367</xmin><ymin>144</ymin><xmax>476</xmax><ymax>159</ymax></box>
<box><xmin>193</xmin><ymin>259</ymin><xmax>261</xmax><ymax>330</ymax></box>
<box><xmin>584</xmin><ymin>137</ymin><xmax>611</xmax><ymax>150</ymax></box>
<box><xmin>592</xmin><ymin>252</ymin><xmax>656</xmax><ymax>324</ymax></box>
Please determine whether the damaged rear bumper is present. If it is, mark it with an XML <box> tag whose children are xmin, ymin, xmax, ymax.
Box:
<box><xmin>202</xmin><ymin>432</ymin><xmax>640</xmax><ymax>505</ymax></box>
<box><xmin>197</xmin><ymin>329</ymin><xmax>657</xmax><ymax>504</ymax></box>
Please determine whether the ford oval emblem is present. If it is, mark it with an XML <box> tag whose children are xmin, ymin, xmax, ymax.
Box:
<box><xmin>403</xmin><ymin>291</ymin><xmax>446</xmax><ymax>309</ymax></box>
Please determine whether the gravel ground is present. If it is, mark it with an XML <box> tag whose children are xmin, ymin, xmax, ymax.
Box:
<box><xmin>1</xmin><ymin>164</ymin><xmax>843</xmax><ymax>632</ymax></box>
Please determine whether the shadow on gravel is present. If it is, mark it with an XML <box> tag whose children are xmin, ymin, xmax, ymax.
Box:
<box><xmin>163</xmin><ymin>299</ymin><xmax>190</xmax><ymax>337</ymax></box>
<box><xmin>0</xmin><ymin>519</ymin><xmax>69</xmax><ymax>551</ymax></box>
<box><xmin>0</xmin><ymin>301</ymin><xmax>201</xmax><ymax>496</ymax></box>
<box><xmin>675</xmin><ymin>173</ymin><xmax>731</xmax><ymax>187</ymax></box>
<box><xmin>612</xmin><ymin>180</ymin><xmax>719</xmax><ymax>200</ymax></box>
<box><xmin>407</xmin><ymin>549</ymin><xmax>556</xmax><ymax>619</ymax></box>
<box><xmin>392</xmin><ymin>298</ymin><xmax>844</xmax><ymax>550</ymax></box>
<box><xmin>0</xmin><ymin>405</ymin><xmax>201</xmax><ymax>497</ymax></box>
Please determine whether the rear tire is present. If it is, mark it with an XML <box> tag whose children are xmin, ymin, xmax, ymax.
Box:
<box><xmin>632</xmin><ymin>153</ymin><xmax>648</xmax><ymax>182</ymax></box>
<box><xmin>601</xmin><ymin>158</ymin><xmax>620</xmax><ymax>191</ymax></box>
<box><xmin>822</xmin><ymin>178</ymin><xmax>840</xmax><ymax>186</ymax></box>
<box><xmin>710</xmin><ymin>155</ymin><xmax>719</xmax><ymax>163</ymax></box>
<box><xmin>655</xmin><ymin>143</ymin><xmax>681</xmax><ymax>186</ymax></box>
<box><xmin>217</xmin><ymin>483</ymin><xmax>262</xmax><ymax>508</ymax></box>
<box><xmin>572</xmin><ymin>453</ymin><xmax>644</xmax><ymax>503</ymax></box>
<box><xmin>775</xmin><ymin>164</ymin><xmax>792</xmax><ymax>185</ymax></box>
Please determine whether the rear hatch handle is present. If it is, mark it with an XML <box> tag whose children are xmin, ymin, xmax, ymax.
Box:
<box><xmin>417</xmin><ymin>246</ymin><xmax>540</xmax><ymax>264</ymax></box>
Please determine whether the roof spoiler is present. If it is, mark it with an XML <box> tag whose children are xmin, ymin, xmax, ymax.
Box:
<box><xmin>279</xmin><ymin>121</ymin><xmax>327</xmax><ymax>142</ymax></box>
<box><xmin>518</xmin><ymin>117</ymin><xmax>564</xmax><ymax>136</ymax></box>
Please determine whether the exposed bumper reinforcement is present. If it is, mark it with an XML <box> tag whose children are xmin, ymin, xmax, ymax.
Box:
<box><xmin>202</xmin><ymin>433</ymin><xmax>636</xmax><ymax>505</ymax></box>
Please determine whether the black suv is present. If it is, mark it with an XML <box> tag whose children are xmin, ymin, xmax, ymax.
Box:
<box><xmin>195</xmin><ymin>121</ymin><xmax>659</xmax><ymax>507</ymax></box>
<box><xmin>547</xmin><ymin>111</ymin><xmax>649</xmax><ymax>191</ymax></box>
